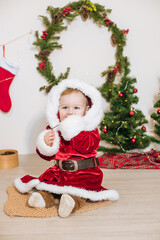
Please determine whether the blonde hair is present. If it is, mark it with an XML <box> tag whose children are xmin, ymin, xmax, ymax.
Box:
<box><xmin>61</xmin><ymin>88</ymin><xmax>80</xmax><ymax>96</ymax></box>
<box><xmin>61</xmin><ymin>88</ymin><xmax>89</xmax><ymax>106</ymax></box>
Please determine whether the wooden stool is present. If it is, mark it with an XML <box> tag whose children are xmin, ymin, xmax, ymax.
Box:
<box><xmin>0</xmin><ymin>149</ymin><xmax>18</xmax><ymax>169</ymax></box>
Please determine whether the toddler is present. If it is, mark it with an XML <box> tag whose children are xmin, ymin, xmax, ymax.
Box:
<box><xmin>15</xmin><ymin>79</ymin><xmax>119</xmax><ymax>218</ymax></box>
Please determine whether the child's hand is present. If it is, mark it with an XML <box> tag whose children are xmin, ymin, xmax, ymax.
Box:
<box><xmin>44</xmin><ymin>131</ymin><xmax>55</xmax><ymax>146</ymax></box>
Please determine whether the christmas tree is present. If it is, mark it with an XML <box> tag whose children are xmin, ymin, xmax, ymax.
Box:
<box><xmin>99</xmin><ymin>57</ymin><xmax>151</xmax><ymax>153</ymax></box>
<box><xmin>150</xmin><ymin>94</ymin><xmax>160</xmax><ymax>144</ymax></box>
<box><xmin>32</xmin><ymin>1</ymin><xmax>152</xmax><ymax>153</ymax></box>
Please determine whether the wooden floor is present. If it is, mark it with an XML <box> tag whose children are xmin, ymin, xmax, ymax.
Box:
<box><xmin>0</xmin><ymin>154</ymin><xmax>160</xmax><ymax>240</ymax></box>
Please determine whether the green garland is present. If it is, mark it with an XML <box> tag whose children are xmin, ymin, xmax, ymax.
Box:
<box><xmin>33</xmin><ymin>0</ymin><xmax>128</xmax><ymax>93</ymax></box>
<box><xmin>33</xmin><ymin>0</ymin><xmax>152</xmax><ymax>153</ymax></box>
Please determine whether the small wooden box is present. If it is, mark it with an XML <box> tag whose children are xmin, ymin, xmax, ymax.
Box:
<box><xmin>0</xmin><ymin>149</ymin><xmax>18</xmax><ymax>169</ymax></box>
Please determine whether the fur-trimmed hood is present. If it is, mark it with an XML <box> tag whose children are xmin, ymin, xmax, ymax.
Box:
<box><xmin>46</xmin><ymin>79</ymin><xmax>104</xmax><ymax>132</ymax></box>
<box><xmin>36</xmin><ymin>79</ymin><xmax>105</xmax><ymax>155</ymax></box>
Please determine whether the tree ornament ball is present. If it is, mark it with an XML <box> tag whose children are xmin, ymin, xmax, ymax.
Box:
<box><xmin>131</xmin><ymin>138</ymin><xmax>136</xmax><ymax>143</ymax></box>
<box><xmin>119</xmin><ymin>92</ymin><xmax>123</xmax><ymax>97</ymax></box>
<box><xmin>141</xmin><ymin>125</ymin><xmax>146</xmax><ymax>131</ymax></box>
<box><xmin>103</xmin><ymin>128</ymin><xmax>107</xmax><ymax>133</ymax></box>
<box><xmin>129</xmin><ymin>110</ymin><xmax>135</xmax><ymax>116</ymax></box>
<box><xmin>157</xmin><ymin>109</ymin><xmax>160</xmax><ymax>114</ymax></box>
<box><xmin>133</xmin><ymin>88</ymin><xmax>138</xmax><ymax>93</ymax></box>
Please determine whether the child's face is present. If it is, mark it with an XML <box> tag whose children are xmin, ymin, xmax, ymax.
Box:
<box><xmin>59</xmin><ymin>91</ymin><xmax>89</xmax><ymax>121</ymax></box>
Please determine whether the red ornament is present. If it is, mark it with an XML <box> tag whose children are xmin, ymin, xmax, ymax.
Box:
<box><xmin>157</xmin><ymin>109</ymin><xmax>160</xmax><ymax>114</ymax></box>
<box><xmin>129</xmin><ymin>110</ymin><xmax>135</xmax><ymax>116</ymax></box>
<box><xmin>119</xmin><ymin>92</ymin><xmax>123</xmax><ymax>97</ymax></box>
<box><xmin>103</xmin><ymin>128</ymin><xmax>107</xmax><ymax>133</ymax></box>
<box><xmin>141</xmin><ymin>125</ymin><xmax>146</xmax><ymax>131</ymax></box>
<box><xmin>133</xmin><ymin>88</ymin><xmax>138</xmax><ymax>93</ymax></box>
<box><xmin>131</xmin><ymin>138</ymin><xmax>136</xmax><ymax>143</ymax></box>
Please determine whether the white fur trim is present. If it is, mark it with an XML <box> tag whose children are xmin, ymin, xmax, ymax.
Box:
<box><xmin>36</xmin><ymin>130</ymin><xmax>60</xmax><ymax>156</ymax></box>
<box><xmin>46</xmin><ymin>79</ymin><xmax>104</xmax><ymax>131</ymax></box>
<box><xmin>36</xmin><ymin>182</ymin><xmax>119</xmax><ymax>201</ymax></box>
<box><xmin>59</xmin><ymin>115</ymin><xmax>85</xmax><ymax>140</ymax></box>
<box><xmin>14</xmin><ymin>177</ymin><xmax>40</xmax><ymax>193</ymax></box>
<box><xmin>0</xmin><ymin>57</ymin><xmax>18</xmax><ymax>75</ymax></box>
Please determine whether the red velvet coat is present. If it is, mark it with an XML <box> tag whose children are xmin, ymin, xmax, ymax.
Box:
<box><xmin>37</xmin><ymin>128</ymin><xmax>100</xmax><ymax>161</ymax></box>
<box><xmin>14</xmin><ymin>79</ymin><xmax>119</xmax><ymax>201</ymax></box>
<box><xmin>14</xmin><ymin>125</ymin><xmax>119</xmax><ymax>202</ymax></box>
<box><xmin>28</xmin><ymin>128</ymin><xmax>106</xmax><ymax>197</ymax></box>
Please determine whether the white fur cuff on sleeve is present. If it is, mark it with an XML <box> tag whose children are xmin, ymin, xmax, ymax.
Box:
<box><xmin>58</xmin><ymin>115</ymin><xmax>85</xmax><ymax>141</ymax></box>
<box><xmin>36</xmin><ymin>130</ymin><xmax>60</xmax><ymax>156</ymax></box>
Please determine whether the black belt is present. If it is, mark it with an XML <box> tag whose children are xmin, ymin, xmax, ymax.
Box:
<box><xmin>55</xmin><ymin>157</ymin><xmax>99</xmax><ymax>172</ymax></box>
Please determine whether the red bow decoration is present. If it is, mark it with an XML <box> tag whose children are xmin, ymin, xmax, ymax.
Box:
<box><xmin>113</xmin><ymin>64</ymin><xmax>120</xmax><ymax>74</ymax></box>
<box><xmin>122</xmin><ymin>29</ymin><xmax>129</xmax><ymax>35</ymax></box>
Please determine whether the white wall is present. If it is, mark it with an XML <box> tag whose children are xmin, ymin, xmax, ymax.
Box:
<box><xmin>0</xmin><ymin>0</ymin><xmax>160</xmax><ymax>154</ymax></box>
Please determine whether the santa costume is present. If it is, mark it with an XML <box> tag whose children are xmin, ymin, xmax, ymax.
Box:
<box><xmin>14</xmin><ymin>79</ymin><xmax>119</xmax><ymax>202</ymax></box>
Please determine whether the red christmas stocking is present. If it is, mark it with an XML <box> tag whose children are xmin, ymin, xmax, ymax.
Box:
<box><xmin>0</xmin><ymin>57</ymin><xmax>18</xmax><ymax>113</ymax></box>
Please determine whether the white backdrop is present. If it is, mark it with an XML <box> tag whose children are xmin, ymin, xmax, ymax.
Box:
<box><xmin>0</xmin><ymin>0</ymin><xmax>160</xmax><ymax>154</ymax></box>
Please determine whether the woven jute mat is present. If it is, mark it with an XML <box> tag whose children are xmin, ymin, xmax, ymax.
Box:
<box><xmin>4</xmin><ymin>186</ymin><xmax>113</xmax><ymax>218</ymax></box>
